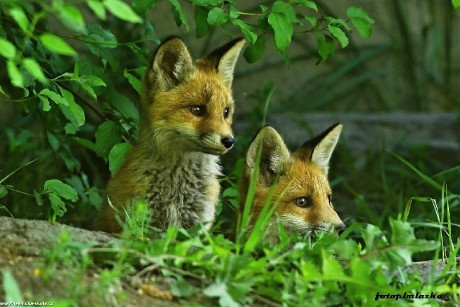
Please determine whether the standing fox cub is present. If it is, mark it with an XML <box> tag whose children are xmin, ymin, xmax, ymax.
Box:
<box><xmin>241</xmin><ymin>124</ymin><xmax>345</xmax><ymax>244</ymax></box>
<box><xmin>100</xmin><ymin>37</ymin><xmax>245</xmax><ymax>233</ymax></box>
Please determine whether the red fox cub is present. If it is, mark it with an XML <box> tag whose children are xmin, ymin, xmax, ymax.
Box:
<box><xmin>100</xmin><ymin>37</ymin><xmax>245</xmax><ymax>233</ymax></box>
<box><xmin>242</xmin><ymin>124</ymin><xmax>345</xmax><ymax>244</ymax></box>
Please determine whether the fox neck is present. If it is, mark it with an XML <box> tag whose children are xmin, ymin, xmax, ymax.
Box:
<box><xmin>137</xmin><ymin>124</ymin><xmax>188</xmax><ymax>157</ymax></box>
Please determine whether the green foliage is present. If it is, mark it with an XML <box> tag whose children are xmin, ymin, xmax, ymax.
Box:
<box><xmin>29</xmin><ymin>206</ymin><xmax>456</xmax><ymax>305</ymax></box>
<box><xmin>37</xmin><ymin>179</ymin><xmax>79</xmax><ymax>223</ymax></box>
<box><xmin>189</xmin><ymin>1</ymin><xmax>373</xmax><ymax>60</ymax></box>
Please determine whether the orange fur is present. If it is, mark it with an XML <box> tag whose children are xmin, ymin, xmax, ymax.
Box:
<box><xmin>241</xmin><ymin>124</ymin><xmax>345</xmax><ymax>244</ymax></box>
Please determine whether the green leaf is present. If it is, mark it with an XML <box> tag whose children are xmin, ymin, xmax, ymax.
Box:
<box><xmin>95</xmin><ymin>121</ymin><xmax>122</xmax><ymax>157</ymax></box>
<box><xmin>192</xmin><ymin>0</ymin><xmax>223</xmax><ymax>6</ymax></box>
<box><xmin>347</xmin><ymin>257</ymin><xmax>372</xmax><ymax>295</ymax></box>
<box><xmin>106</xmin><ymin>88</ymin><xmax>139</xmax><ymax>120</ymax></box>
<box><xmin>123</xmin><ymin>70</ymin><xmax>141</xmax><ymax>94</ymax></box>
<box><xmin>9</xmin><ymin>6</ymin><xmax>30</xmax><ymax>35</ymax></box>
<box><xmin>133</xmin><ymin>0</ymin><xmax>158</xmax><ymax>14</ymax></box>
<box><xmin>48</xmin><ymin>193</ymin><xmax>67</xmax><ymax>218</ymax></box>
<box><xmin>47</xmin><ymin>131</ymin><xmax>60</xmax><ymax>151</ymax></box>
<box><xmin>207</xmin><ymin>7</ymin><xmax>228</xmax><ymax>26</ymax></box>
<box><xmin>0</xmin><ymin>185</ymin><xmax>8</xmax><ymax>198</ymax></box>
<box><xmin>85</xmin><ymin>24</ymin><xmax>118</xmax><ymax>49</ymax></box>
<box><xmin>34</xmin><ymin>191</ymin><xmax>44</xmax><ymax>206</ymax></box>
<box><xmin>195</xmin><ymin>7</ymin><xmax>209</xmax><ymax>38</ymax></box>
<box><xmin>292</xmin><ymin>0</ymin><xmax>318</xmax><ymax>12</ymax></box>
<box><xmin>44</xmin><ymin>179</ymin><xmax>78</xmax><ymax>201</ymax></box>
<box><xmin>329</xmin><ymin>239</ymin><xmax>358</xmax><ymax>260</ymax></box>
<box><xmin>0</xmin><ymin>85</ymin><xmax>8</xmax><ymax>97</ymax></box>
<box><xmin>299</xmin><ymin>260</ymin><xmax>321</xmax><ymax>279</ymax></box>
<box><xmin>65</xmin><ymin>123</ymin><xmax>78</xmax><ymax>135</ymax></box>
<box><xmin>40</xmin><ymin>33</ymin><xmax>77</xmax><ymax>56</ymax></box>
<box><xmin>268</xmin><ymin>12</ymin><xmax>292</xmax><ymax>52</ymax></box>
<box><xmin>108</xmin><ymin>143</ymin><xmax>133</xmax><ymax>175</ymax></box>
<box><xmin>0</xmin><ymin>38</ymin><xmax>17</xmax><ymax>59</ymax></box>
<box><xmin>347</xmin><ymin>7</ymin><xmax>374</xmax><ymax>38</ymax></box>
<box><xmin>267</xmin><ymin>1</ymin><xmax>296</xmax><ymax>52</ymax></box>
<box><xmin>88</xmin><ymin>187</ymin><xmax>103</xmax><ymax>208</ymax></box>
<box><xmin>315</xmin><ymin>33</ymin><xmax>335</xmax><ymax>61</ymax></box>
<box><xmin>59</xmin><ymin>87</ymin><xmax>85</xmax><ymax>127</ymax></box>
<box><xmin>203</xmin><ymin>282</ymin><xmax>238</xmax><ymax>307</ymax></box>
<box><xmin>169</xmin><ymin>0</ymin><xmax>189</xmax><ymax>30</ymax></box>
<box><xmin>390</xmin><ymin>219</ymin><xmax>439</xmax><ymax>260</ymax></box>
<box><xmin>79</xmin><ymin>83</ymin><xmax>97</xmax><ymax>99</ymax></box>
<box><xmin>22</xmin><ymin>58</ymin><xmax>47</xmax><ymax>83</ymax></box>
<box><xmin>326</xmin><ymin>17</ymin><xmax>352</xmax><ymax>31</ymax></box>
<box><xmin>305</xmin><ymin>16</ymin><xmax>317</xmax><ymax>27</ymax></box>
<box><xmin>56</xmin><ymin>5</ymin><xmax>86</xmax><ymax>33</ymax></box>
<box><xmin>231</xmin><ymin>19</ymin><xmax>257</xmax><ymax>44</ymax></box>
<box><xmin>244</xmin><ymin>35</ymin><xmax>265</xmax><ymax>63</ymax></box>
<box><xmin>88</xmin><ymin>0</ymin><xmax>106</xmax><ymax>19</ymax></box>
<box><xmin>271</xmin><ymin>1</ymin><xmax>297</xmax><ymax>22</ymax></box>
<box><xmin>103</xmin><ymin>0</ymin><xmax>142</xmax><ymax>23</ymax></box>
<box><xmin>76</xmin><ymin>74</ymin><xmax>106</xmax><ymax>99</ymax></box>
<box><xmin>228</xmin><ymin>5</ymin><xmax>240</xmax><ymax>19</ymax></box>
<box><xmin>170</xmin><ymin>278</ymin><xmax>197</xmax><ymax>298</ymax></box>
<box><xmin>79</xmin><ymin>75</ymin><xmax>106</xmax><ymax>86</ymax></box>
<box><xmin>7</xmin><ymin>60</ymin><xmax>23</xmax><ymax>87</ymax></box>
<box><xmin>454</xmin><ymin>0</ymin><xmax>460</xmax><ymax>8</ymax></box>
<box><xmin>2</xmin><ymin>269</ymin><xmax>23</xmax><ymax>302</ymax></box>
<box><xmin>322</xmin><ymin>250</ymin><xmax>344</xmax><ymax>277</ymax></box>
<box><xmin>328</xmin><ymin>24</ymin><xmax>349</xmax><ymax>48</ymax></box>
<box><xmin>39</xmin><ymin>89</ymin><xmax>68</xmax><ymax>106</ymax></box>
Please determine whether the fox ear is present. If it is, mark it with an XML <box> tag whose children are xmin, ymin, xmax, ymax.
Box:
<box><xmin>147</xmin><ymin>37</ymin><xmax>194</xmax><ymax>91</ymax></box>
<box><xmin>296</xmin><ymin>124</ymin><xmax>342</xmax><ymax>175</ymax></box>
<box><xmin>203</xmin><ymin>38</ymin><xmax>246</xmax><ymax>87</ymax></box>
<box><xmin>246</xmin><ymin>126</ymin><xmax>291</xmax><ymax>185</ymax></box>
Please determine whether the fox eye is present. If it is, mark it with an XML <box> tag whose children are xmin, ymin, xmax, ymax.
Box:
<box><xmin>189</xmin><ymin>105</ymin><xmax>206</xmax><ymax>116</ymax></box>
<box><xmin>294</xmin><ymin>196</ymin><xmax>312</xmax><ymax>208</ymax></box>
<box><xmin>223</xmin><ymin>107</ymin><xmax>230</xmax><ymax>119</ymax></box>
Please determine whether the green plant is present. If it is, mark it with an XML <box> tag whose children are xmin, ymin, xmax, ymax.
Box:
<box><xmin>33</xmin><ymin>205</ymin><xmax>457</xmax><ymax>305</ymax></box>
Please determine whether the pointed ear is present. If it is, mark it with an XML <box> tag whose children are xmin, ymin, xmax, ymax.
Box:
<box><xmin>296</xmin><ymin>124</ymin><xmax>342</xmax><ymax>175</ymax></box>
<box><xmin>146</xmin><ymin>37</ymin><xmax>194</xmax><ymax>91</ymax></box>
<box><xmin>202</xmin><ymin>38</ymin><xmax>245</xmax><ymax>87</ymax></box>
<box><xmin>246</xmin><ymin>126</ymin><xmax>291</xmax><ymax>186</ymax></box>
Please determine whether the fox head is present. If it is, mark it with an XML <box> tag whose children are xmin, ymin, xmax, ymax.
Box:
<box><xmin>243</xmin><ymin>124</ymin><xmax>345</xmax><ymax>244</ymax></box>
<box><xmin>141</xmin><ymin>37</ymin><xmax>245</xmax><ymax>155</ymax></box>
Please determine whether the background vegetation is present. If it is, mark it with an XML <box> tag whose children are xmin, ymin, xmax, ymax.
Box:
<box><xmin>0</xmin><ymin>0</ymin><xmax>459</xmax><ymax>305</ymax></box>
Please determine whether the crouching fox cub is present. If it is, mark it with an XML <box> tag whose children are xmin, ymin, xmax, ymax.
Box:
<box><xmin>99</xmin><ymin>37</ymin><xmax>245</xmax><ymax>233</ymax></box>
<box><xmin>241</xmin><ymin>124</ymin><xmax>345</xmax><ymax>244</ymax></box>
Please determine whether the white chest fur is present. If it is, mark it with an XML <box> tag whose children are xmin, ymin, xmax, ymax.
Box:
<box><xmin>141</xmin><ymin>152</ymin><xmax>221</xmax><ymax>229</ymax></box>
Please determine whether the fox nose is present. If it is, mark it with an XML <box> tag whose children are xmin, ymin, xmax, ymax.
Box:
<box><xmin>221</xmin><ymin>136</ymin><xmax>234</xmax><ymax>149</ymax></box>
<box><xmin>336</xmin><ymin>224</ymin><xmax>347</xmax><ymax>235</ymax></box>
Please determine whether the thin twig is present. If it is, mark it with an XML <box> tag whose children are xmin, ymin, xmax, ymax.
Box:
<box><xmin>252</xmin><ymin>293</ymin><xmax>282</xmax><ymax>307</ymax></box>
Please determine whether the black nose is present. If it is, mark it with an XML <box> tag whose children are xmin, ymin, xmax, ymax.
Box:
<box><xmin>336</xmin><ymin>225</ymin><xmax>347</xmax><ymax>234</ymax></box>
<box><xmin>221</xmin><ymin>136</ymin><xmax>234</xmax><ymax>149</ymax></box>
